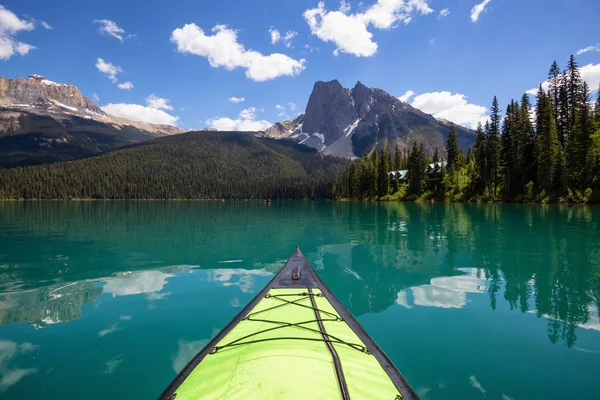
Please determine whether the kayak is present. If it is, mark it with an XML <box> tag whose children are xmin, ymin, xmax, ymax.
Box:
<box><xmin>159</xmin><ymin>248</ymin><xmax>417</xmax><ymax>400</ymax></box>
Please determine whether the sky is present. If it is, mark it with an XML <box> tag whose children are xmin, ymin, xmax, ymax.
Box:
<box><xmin>1</xmin><ymin>0</ymin><xmax>599</xmax><ymax>130</ymax></box>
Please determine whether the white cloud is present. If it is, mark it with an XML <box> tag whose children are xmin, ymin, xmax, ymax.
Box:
<box><xmin>239</xmin><ymin>107</ymin><xmax>256</xmax><ymax>119</ymax></box>
<box><xmin>288</xmin><ymin>102</ymin><xmax>297</xmax><ymax>111</ymax></box>
<box><xmin>471</xmin><ymin>0</ymin><xmax>492</xmax><ymax>22</ymax></box>
<box><xmin>41</xmin><ymin>21</ymin><xmax>52</xmax><ymax>30</ymax></box>
<box><xmin>428</xmin><ymin>38</ymin><xmax>435</xmax><ymax>45</ymax></box>
<box><xmin>411</xmin><ymin>91</ymin><xmax>489</xmax><ymax>129</ymax></box>
<box><xmin>102</xmin><ymin>103</ymin><xmax>180</xmax><ymax>125</ymax></box>
<box><xmin>95</xmin><ymin>58</ymin><xmax>122</xmax><ymax>83</ymax></box>
<box><xmin>92</xmin><ymin>93</ymin><xmax>100</xmax><ymax>102</ymax></box>
<box><xmin>283</xmin><ymin>30</ymin><xmax>297</xmax><ymax>48</ymax></box>
<box><xmin>206</xmin><ymin>107</ymin><xmax>272</xmax><ymax>132</ymax></box>
<box><xmin>398</xmin><ymin>89</ymin><xmax>415</xmax><ymax>102</ymax></box>
<box><xmin>526</xmin><ymin>63</ymin><xmax>600</xmax><ymax>96</ymax></box>
<box><xmin>14</xmin><ymin>42</ymin><xmax>35</xmax><ymax>55</ymax></box>
<box><xmin>304</xmin><ymin>0</ymin><xmax>433</xmax><ymax>57</ymax></box>
<box><xmin>0</xmin><ymin>6</ymin><xmax>34</xmax><ymax>34</ymax></box>
<box><xmin>438</xmin><ymin>8</ymin><xmax>450</xmax><ymax>19</ymax></box>
<box><xmin>145</xmin><ymin>94</ymin><xmax>173</xmax><ymax>110</ymax></box>
<box><xmin>171</xmin><ymin>24</ymin><xmax>306</xmax><ymax>82</ymax></box>
<box><xmin>275</xmin><ymin>104</ymin><xmax>285</xmax><ymax>110</ymax></box>
<box><xmin>269</xmin><ymin>27</ymin><xmax>280</xmax><ymax>44</ymax></box>
<box><xmin>117</xmin><ymin>81</ymin><xmax>134</xmax><ymax>90</ymax></box>
<box><xmin>304</xmin><ymin>44</ymin><xmax>320</xmax><ymax>53</ymax></box>
<box><xmin>0</xmin><ymin>5</ymin><xmax>36</xmax><ymax>60</ymax></box>
<box><xmin>339</xmin><ymin>0</ymin><xmax>352</xmax><ymax>13</ymax></box>
<box><xmin>93</xmin><ymin>19</ymin><xmax>131</xmax><ymax>42</ymax></box>
<box><xmin>228</xmin><ymin>96</ymin><xmax>245</xmax><ymax>103</ymax></box>
<box><xmin>577</xmin><ymin>43</ymin><xmax>600</xmax><ymax>56</ymax></box>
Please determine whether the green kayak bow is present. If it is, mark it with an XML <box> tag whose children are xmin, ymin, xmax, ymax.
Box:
<box><xmin>159</xmin><ymin>248</ymin><xmax>417</xmax><ymax>400</ymax></box>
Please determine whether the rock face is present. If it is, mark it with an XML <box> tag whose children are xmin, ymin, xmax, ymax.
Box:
<box><xmin>0</xmin><ymin>75</ymin><xmax>103</xmax><ymax>113</ymax></box>
<box><xmin>0</xmin><ymin>75</ymin><xmax>185</xmax><ymax>168</ymax></box>
<box><xmin>264</xmin><ymin>80</ymin><xmax>476</xmax><ymax>158</ymax></box>
<box><xmin>263</xmin><ymin>114</ymin><xmax>304</xmax><ymax>139</ymax></box>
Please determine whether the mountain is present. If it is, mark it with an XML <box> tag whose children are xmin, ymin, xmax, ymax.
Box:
<box><xmin>0</xmin><ymin>75</ymin><xmax>184</xmax><ymax>168</ymax></box>
<box><xmin>263</xmin><ymin>80</ymin><xmax>476</xmax><ymax>158</ymax></box>
<box><xmin>0</xmin><ymin>131</ymin><xmax>348</xmax><ymax>200</ymax></box>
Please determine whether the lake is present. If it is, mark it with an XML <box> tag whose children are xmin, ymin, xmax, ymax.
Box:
<box><xmin>0</xmin><ymin>201</ymin><xmax>599</xmax><ymax>399</ymax></box>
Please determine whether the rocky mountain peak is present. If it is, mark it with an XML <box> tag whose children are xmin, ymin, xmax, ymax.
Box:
<box><xmin>351</xmin><ymin>80</ymin><xmax>373</xmax><ymax>119</ymax></box>
<box><xmin>302</xmin><ymin>79</ymin><xmax>358</xmax><ymax>149</ymax></box>
<box><xmin>0</xmin><ymin>75</ymin><xmax>102</xmax><ymax>113</ymax></box>
<box><xmin>264</xmin><ymin>79</ymin><xmax>477</xmax><ymax>158</ymax></box>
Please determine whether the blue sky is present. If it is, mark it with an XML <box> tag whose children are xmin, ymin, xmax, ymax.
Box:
<box><xmin>1</xmin><ymin>0</ymin><xmax>599</xmax><ymax>130</ymax></box>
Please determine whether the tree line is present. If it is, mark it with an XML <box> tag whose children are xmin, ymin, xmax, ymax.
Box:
<box><xmin>0</xmin><ymin>132</ymin><xmax>348</xmax><ymax>200</ymax></box>
<box><xmin>334</xmin><ymin>54</ymin><xmax>600</xmax><ymax>203</ymax></box>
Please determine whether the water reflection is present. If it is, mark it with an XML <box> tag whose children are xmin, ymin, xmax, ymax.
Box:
<box><xmin>0</xmin><ymin>340</ymin><xmax>38</xmax><ymax>392</ymax></box>
<box><xmin>0</xmin><ymin>200</ymin><xmax>599</xmax><ymax>352</ymax></box>
<box><xmin>396</xmin><ymin>269</ymin><xmax>488</xmax><ymax>309</ymax></box>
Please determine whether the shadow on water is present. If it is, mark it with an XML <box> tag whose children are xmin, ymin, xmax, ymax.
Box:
<box><xmin>0</xmin><ymin>201</ymin><xmax>599</xmax><ymax>348</ymax></box>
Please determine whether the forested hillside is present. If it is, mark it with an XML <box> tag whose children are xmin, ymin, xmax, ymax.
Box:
<box><xmin>0</xmin><ymin>132</ymin><xmax>348</xmax><ymax>199</ymax></box>
<box><xmin>334</xmin><ymin>54</ymin><xmax>600</xmax><ymax>203</ymax></box>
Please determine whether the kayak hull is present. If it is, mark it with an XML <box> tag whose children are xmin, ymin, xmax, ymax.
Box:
<box><xmin>160</xmin><ymin>248</ymin><xmax>417</xmax><ymax>400</ymax></box>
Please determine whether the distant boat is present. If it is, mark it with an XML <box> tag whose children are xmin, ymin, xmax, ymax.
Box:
<box><xmin>159</xmin><ymin>248</ymin><xmax>417</xmax><ymax>399</ymax></box>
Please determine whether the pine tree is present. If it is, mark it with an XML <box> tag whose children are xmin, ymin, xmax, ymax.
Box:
<box><xmin>501</xmin><ymin>101</ymin><xmax>519</xmax><ymax>197</ymax></box>
<box><xmin>446</xmin><ymin>124</ymin><xmax>460</xmax><ymax>171</ymax></box>
<box><xmin>394</xmin><ymin>145</ymin><xmax>401</xmax><ymax>170</ymax></box>
<box><xmin>568</xmin><ymin>81</ymin><xmax>597</xmax><ymax>190</ymax></box>
<box><xmin>548</xmin><ymin>61</ymin><xmax>561</xmax><ymax>131</ymax></box>
<box><xmin>347</xmin><ymin>162</ymin><xmax>358</xmax><ymax>198</ymax></box>
<box><xmin>520</xmin><ymin>93</ymin><xmax>537</xmax><ymax>186</ymax></box>
<box><xmin>535</xmin><ymin>86</ymin><xmax>560</xmax><ymax>194</ymax></box>
<box><xmin>377</xmin><ymin>148</ymin><xmax>390</xmax><ymax>197</ymax></box>
<box><xmin>565</xmin><ymin>55</ymin><xmax>583</xmax><ymax>143</ymax></box>
<box><xmin>433</xmin><ymin>148</ymin><xmax>440</xmax><ymax>163</ymax></box>
<box><xmin>408</xmin><ymin>142</ymin><xmax>427</xmax><ymax>195</ymax></box>
<box><xmin>371</xmin><ymin>150</ymin><xmax>378</xmax><ymax>196</ymax></box>
<box><xmin>595</xmin><ymin>83</ymin><xmax>600</xmax><ymax>124</ymax></box>
<box><xmin>488</xmin><ymin>96</ymin><xmax>501</xmax><ymax>194</ymax></box>
<box><xmin>474</xmin><ymin>122</ymin><xmax>487</xmax><ymax>194</ymax></box>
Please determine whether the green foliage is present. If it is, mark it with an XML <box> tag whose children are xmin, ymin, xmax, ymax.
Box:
<box><xmin>0</xmin><ymin>132</ymin><xmax>348</xmax><ymax>200</ymax></box>
<box><xmin>446</xmin><ymin>124</ymin><xmax>460</xmax><ymax>171</ymax></box>
<box><xmin>442</xmin><ymin>159</ymin><xmax>476</xmax><ymax>202</ymax></box>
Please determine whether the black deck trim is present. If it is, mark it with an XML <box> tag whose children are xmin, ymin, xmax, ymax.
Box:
<box><xmin>308</xmin><ymin>287</ymin><xmax>350</xmax><ymax>400</ymax></box>
<box><xmin>158</xmin><ymin>247</ymin><xmax>418</xmax><ymax>400</ymax></box>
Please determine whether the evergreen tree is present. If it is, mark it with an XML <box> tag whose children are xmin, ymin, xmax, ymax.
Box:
<box><xmin>446</xmin><ymin>124</ymin><xmax>460</xmax><ymax>171</ymax></box>
<box><xmin>347</xmin><ymin>162</ymin><xmax>358</xmax><ymax>198</ymax></box>
<box><xmin>520</xmin><ymin>93</ymin><xmax>537</xmax><ymax>186</ymax></box>
<box><xmin>501</xmin><ymin>101</ymin><xmax>519</xmax><ymax>197</ymax></box>
<box><xmin>535</xmin><ymin>86</ymin><xmax>560</xmax><ymax>194</ymax></box>
<box><xmin>433</xmin><ymin>148</ymin><xmax>440</xmax><ymax>163</ymax></box>
<box><xmin>394</xmin><ymin>145</ymin><xmax>401</xmax><ymax>170</ymax></box>
<box><xmin>595</xmin><ymin>83</ymin><xmax>600</xmax><ymax>124</ymax></box>
<box><xmin>488</xmin><ymin>96</ymin><xmax>501</xmax><ymax>194</ymax></box>
<box><xmin>377</xmin><ymin>148</ymin><xmax>390</xmax><ymax>197</ymax></box>
<box><xmin>408</xmin><ymin>143</ymin><xmax>427</xmax><ymax>195</ymax></box>
<box><xmin>567</xmin><ymin>82</ymin><xmax>597</xmax><ymax>190</ymax></box>
<box><xmin>474</xmin><ymin>122</ymin><xmax>487</xmax><ymax>194</ymax></box>
<box><xmin>566</xmin><ymin>55</ymin><xmax>583</xmax><ymax>132</ymax></box>
<box><xmin>548</xmin><ymin>62</ymin><xmax>563</xmax><ymax>141</ymax></box>
<box><xmin>371</xmin><ymin>150</ymin><xmax>379</xmax><ymax>196</ymax></box>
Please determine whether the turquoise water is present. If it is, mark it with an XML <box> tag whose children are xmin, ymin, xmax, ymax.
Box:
<box><xmin>0</xmin><ymin>201</ymin><xmax>599</xmax><ymax>399</ymax></box>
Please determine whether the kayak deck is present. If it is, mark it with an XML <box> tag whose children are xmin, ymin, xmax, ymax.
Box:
<box><xmin>161</xmin><ymin>249</ymin><xmax>416</xmax><ymax>400</ymax></box>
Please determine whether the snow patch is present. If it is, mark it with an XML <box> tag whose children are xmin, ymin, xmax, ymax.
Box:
<box><xmin>344</xmin><ymin>119</ymin><xmax>360</xmax><ymax>137</ymax></box>
<box><xmin>50</xmin><ymin>99</ymin><xmax>78</xmax><ymax>112</ymax></box>
<box><xmin>312</xmin><ymin>132</ymin><xmax>325</xmax><ymax>144</ymax></box>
